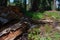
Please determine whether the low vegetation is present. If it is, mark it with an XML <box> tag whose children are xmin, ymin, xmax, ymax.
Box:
<box><xmin>28</xmin><ymin>11</ymin><xmax>60</xmax><ymax>40</ymax></box>
<box><xmin>28</xmin><ymin>24</ymin><xmax>60</xmax><ymax>40</ymax></box>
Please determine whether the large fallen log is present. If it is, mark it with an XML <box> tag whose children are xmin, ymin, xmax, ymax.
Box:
<box><xmin>0</xmin><ymin>6</ymin><xmax>29</xmax><ymax>40</ymax></box>
<box><xmin>0</xmin><ymin>28</ymin><xmax>22</xmax><ymax>40</ymax></box>
<box><xmin>0</xmin><ymin>20</ymin><xmax>29</xmax><ymax>40</ymax></box>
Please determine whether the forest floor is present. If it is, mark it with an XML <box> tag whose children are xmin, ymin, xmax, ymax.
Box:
<box><xmin>0</xmin><ymin>11</ymin><xmax>60</xmax><ymax>40</ymax></box>
<box><xmin>28</xmin><ymin>11</ymin><xmax>60</xmax><ymax>40</ymax></box>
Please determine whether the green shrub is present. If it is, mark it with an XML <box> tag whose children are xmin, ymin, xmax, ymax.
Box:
<box><xmin>32</xmin><ymin>12</ymin><xmax>44</xmax><ymax>20</ymax></box>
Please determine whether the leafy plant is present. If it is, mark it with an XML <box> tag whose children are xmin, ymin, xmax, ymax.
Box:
<box><xmin>32</xmin><ymin>12</ymin><xmax>44</xmax><ymax>20</ymax></box>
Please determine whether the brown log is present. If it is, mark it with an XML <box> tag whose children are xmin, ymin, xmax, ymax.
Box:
<box><xmin>0</xmin><ymin>28</ymin><xmax>22</xmax><ymax>40</ymax></box>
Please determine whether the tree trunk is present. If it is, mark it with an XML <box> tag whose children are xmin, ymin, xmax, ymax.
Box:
<box><xmin>0</xmin><ymin>0</ymin><xmax>7</xmax><ymax>6</ymax></box>
<box><xmin>31</xmin><ymin>0</ymin><xmax>40</xmax><ymax>11</ymax></box>
<box><xmin>24</xmin><ymin>0</ymin><xmax>26</xmax><ymax>10</ymax></box>
<box><xmin>52</xmin><ymin>0</ymin><xmax>56</xmax><ymax>11</ymax></box>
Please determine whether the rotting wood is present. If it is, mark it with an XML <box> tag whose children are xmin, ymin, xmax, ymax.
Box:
<box><xmin>0</xmin><ymin>18</ymin><xmax>29</xmax><ymax>40</ymax></box>
<box><xmin>0</xmin><ymin>21</ymin><xmax>29</xmax><ymax>40</ymax></box>
<box><xmin>0</xmin><ymin>6</ymin><xmax>28</xmax><ymax>40</ymax></box>
<box><xmin>0</xmin><ymin>28</ymin><xmax>22</xmax><ymax>40</ymax></box>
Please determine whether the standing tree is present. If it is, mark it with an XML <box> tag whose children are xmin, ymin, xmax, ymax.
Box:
<box><xmin>30</xmin><ymin>0</ymin><xmax>40</xmax><ymax>11</ymax></box>
<box><xmin>0</xmin><ymin>0</ymin><xmax>8</xmax><ymax>6</ymax></box>
<box><xmin>52</xmin><ymin>0</ymin><xmax>56</xmax><ymax>10</ymax></box>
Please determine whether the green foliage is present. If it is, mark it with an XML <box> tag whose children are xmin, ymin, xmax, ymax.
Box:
<box><xmin>28</xmin><ymin>24</ymin><xmax>60</xmax><ymax>40</ymax></box>
<box><xmin>25</xmin><ymin>12</ymin><xmax>33</xmax><ymax>17</ymax></box>
<box><xmin>45</xmin><ymin>24</ymin><xmax>52</xmax><ymax>33</ymax></box>
<box><xmin>28</xmin><ymin>27</ymin><xmax>40</xmax><ymax>40</ymax></box>
<box><xmin>26</xmin><ymin>11</ymin><xmax>60</xmax><ymax>20</ymax></box>
<box><xmin>53</xmin><ymin>32</ymin><xmax>60</xmax><ymax>40</ymax></box>
<box><xmin>26</xmin><ymin>12</ymin><xmax>44</xmax><ymax>20</ymax></box>
<box><xmin>32</xmin><ymin>12</ymin><xmax>44</xmax><ymax>20</ymax></box>
<box><xmin>44</xmin><ymin>11</ymin><xmax>60</xmax><ymax>19</ymax></box>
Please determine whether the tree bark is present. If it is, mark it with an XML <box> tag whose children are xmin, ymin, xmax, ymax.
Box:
<box><xmin>31</xmin><ymin>0</ymin><xmax>40</xmax><ymax>11</ymax></box>
<box><xmin>0</xmin><ymin>0</ymin><xmax>7</xmax><ymax>6</ymax></box>
<box><xmin>52</xmin><ymin>0</ymin><xmax>56</xmax><ymax>11</ymax></box>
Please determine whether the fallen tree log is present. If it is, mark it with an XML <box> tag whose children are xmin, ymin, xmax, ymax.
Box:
<box><xmin>0</xmin><ymin>28</ymin><xmax>22</xmax><ymax>40</ymax></box>
<box><xmin>0</xmin><ymin>6</ymin><xmax>29</xmax><ymax>40</ymax></box>
<box><xmin>0</xmin><ymin>20</ymin><xmax>29</xmax><ymax>40</ymax></box>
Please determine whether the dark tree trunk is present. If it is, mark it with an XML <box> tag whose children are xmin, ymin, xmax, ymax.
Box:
<box><xmin>46</xmin><ymin>0</ymin><xmax>52</xmax><ymax>10</ymax></box>
<box><xmin>0</xmin><ymin>0</ymin><xmax>7</xmax><ymax>6</ymax></box>
<box><xmin>31</xmin><ymin>0</ymin><xmax>40</xmax><ymax>11</ymax></box>
<box><xmin>24</xmin><ymin>0</ymin><xmax>26</xmax><ymax>10</ymax></box>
